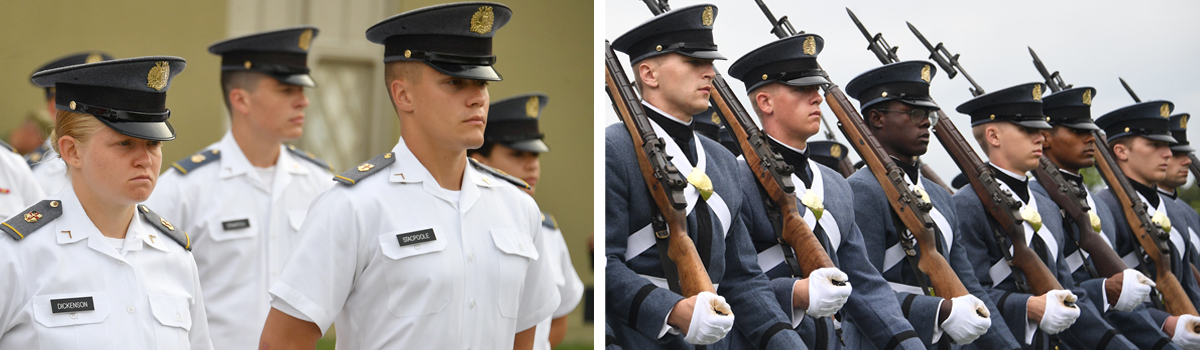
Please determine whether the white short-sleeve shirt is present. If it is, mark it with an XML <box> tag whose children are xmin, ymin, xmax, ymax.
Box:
<box><xmin>0</xmin><ymin>184</ymin><xmax>212</xmax><ymax>349</ymax></box>
<box><xmin>144</xmin><ymin>131</ymin><xmax>334</xmax><ymax>350</ymax></box>
<box><xmin>532</xmin><ymin>221</ymin><xmax>585</xmax><ymax>350</ymax></box>
<box><xmin>0</xmin><ymin>147</ymin><xmax>44</xmax><ymax>220</ymax></box>
<box><xmin>269</xmin><ymin>138</ymin><xmax>559</xmax><ymax>349</ymax></box>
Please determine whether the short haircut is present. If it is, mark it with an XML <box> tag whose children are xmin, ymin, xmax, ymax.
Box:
<box><xmin>1109</xmin><ymin>135</ymin><xmax>1134</xmax><ymax>155</ymax></box>
<box><xmin>219</xmin><ymin>71</ymin><xmax>266</xmax><ymax>112</ymax></box>
<box><xmin>972</xmin><ymin>124</ymin><xmax>992</xmax><ymax>154</ymax></box>
<box><xmin>467</xmin><ymin>142</ymin><xmax>496</xmax><ymax>158</ymax></box>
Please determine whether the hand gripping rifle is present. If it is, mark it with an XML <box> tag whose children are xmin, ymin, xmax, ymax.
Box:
<box><xmin>1023</xmin><ymin>48</ymin><xmax>1128</xmax><ymax>278</ymax></box>
<box><xmin>635</xmin><ymin>0</ymin><xmax>839</xmax><ymax>279</ymax></box>
<box><xmin>605</xmin><ymin>40</ymin><xmax>717</xmax><ymax>298</ymax></box>
<box><xmin>1119</xmin><ymin>78</ymin><xmax>1200</xmax><ymax>181</ymax></box>
<box><xmin>907</xmin><ymin>22</ymin><xmax>1070</xmax><ymax>298</ymax></box>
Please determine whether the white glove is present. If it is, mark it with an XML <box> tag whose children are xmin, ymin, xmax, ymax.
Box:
<box><xmin>1173</xmin><ymin>314</ymin><xmax>1200</xmax><ymax>350</ymax></box>
<box><xmin>1038</xmin><ymin>290</ymin><xmax>1080</xmax><ymax>334</ymax></box>
<box><xmin>683</xmin><ymin>291</ymin><xmax>735</xmax><ymax>345</ymax></box>
<box><xmin>1113</xmin><ymin>269</ymin><xmax>1155</xmax><ymax>312</ymax></box>
<box><xmin>941</xmin><ymin>295</ymin><xmax>991</xmax><ymax>344</ymax></box>
<box><xmin>806</xmin><ymin>267</ymin><xmax>851</xmax><ymax>318</ymax></box>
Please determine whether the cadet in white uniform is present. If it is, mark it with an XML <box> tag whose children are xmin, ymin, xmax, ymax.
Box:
<box><xmin>469</xmin><ymin>93</ymin><xmax>586</xmax><ymax>350</ymax></box>
<box><xmin>143</xmin><ymin>26</ymin><xmax>334</xmax><ymax>350</ymax></box>
<box><xmin>0</xmin><ymin>56</ymin><xmax>213</xmax><ymax>349</ymax></box>
<box><xmin>259</xmin><ymin>3</ymin><xmax>558</xmax><ymax>349</ymax></box>
<box><xmin>26</xmin><ymin>52</ymin><xmax>115</xmax><ymax>194</ymax></box>
<box><xmin>0</xmin><ymin>140</ymin><xmax>44</xmax><ymax>220</ymax></box>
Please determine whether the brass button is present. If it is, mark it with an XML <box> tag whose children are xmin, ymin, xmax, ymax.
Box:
<box><xmin>50</xmin><ymin>201</ymin><xmax>59</xmax><ymax>208</ymax></box>
<box><xmin>655</xmin><ymin>45</ymin><xmax>663</xmax><ymax>52</ymax></box>
<box><xmin>404</xmin><ymin>50</ymin><xmax>412</xmax><ymax>58</ymax></box>
<box><xmin>69</xmin><ymin>101</ymin><xmax>76</xmax><ymax>110</ymax></box>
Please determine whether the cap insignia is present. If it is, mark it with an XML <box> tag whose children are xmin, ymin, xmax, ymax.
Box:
<box><xmin>1032</xmin><ymin>84</ymin><xmax>1042</xmax><ymax>101</ymax></box>
<box><xmin>298</xmin><ymin>29</ymin><xmax>313</xmax><ymax>50</ymax></box>
<box><xmin>85</xmin><ymin>53</ymin><xmax>103</xmax><ymax>63</ymax></box>
<box><xmin>1082</xmin><ymin>89</ymin><xmax>1092</xmax><ymax>106</ymax></box>
<box><xmin>920</xmin><ymin>65</ymin><xmax>931</xmax><ymax>83</ymax></box>
<box><xmin>526</xmin><ymin>96</ymin><xmax>540</xmax><ymax>118</ymax></box>
<box><xmin>1161</xmin><ymin>103</ymin><xmax>1170</xmax><ymax>118</ymax></box>
<box><xmin>830</xmin><ymin>144</ymin><xmax>842</xmax><ymax>158</ymax></box>
<box><xmin>147</xmin><ymin>61</ymin><xmax>170</xmax><ymax>91</ymax></box>
<box><xmin>470</xmin><ymin>6</ymin><xmax>495</xmax><ymax>35</ymax></box>
<box><xmin>1183</xmin><ymin>115</ymin><xmax>1189</xmax><ymax>129</ymax></box>
<box><xmin>711</xmin><ymin>112</ymin><xmax>720</xmax><ymax>125</ymax></box>
<box><xmin>803</xmin><ymin>36</ymin><xmax>816</xmax><ymax>55</ymax></box>
<box><xmin>701</xmin><ymin>6</ymin><xmax>714</xmax><ymax>27</ymax></box>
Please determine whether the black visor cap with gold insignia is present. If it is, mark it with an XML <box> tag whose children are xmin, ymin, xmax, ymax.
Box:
<box><xmin>1042</xmin><ymin>87</ymin><xmax>1099</xmax><ymax>131</ymax></box>
<box><xmin>692</xmin><ymin>107</ymin><xmax>721</xmax><ymax>141</ymax></box>
<box><xmin>955</xmin><ymin>82</ymin><xmax>1051</xmax><ymax>129</ymax></box>
<box><xmin>846</xmin><ymin>60</ymin><xmax>940</xmax><ymax>112</ymax></box>
<box><xmin>1169</xmin><ymin>113</ymin><xmax>1193</xmax><ymax>152</ymax></box>
<box><xmin>32</xmin><ymin>56</ymin><xmax>185</xmax><ymax>141</ymax></box>
<box><xmin>486</xmin><ymin>93</ymin><xmax>549</xmax><ymax>153</ymax></box>
<box><xmin>1095</xmin><ymin>100</ymin><xmax>1176</xmax><ymax>143</ymax></box>
<box><xmin>612</xmin><ymin>4</ymin><xmax>725</xmax><ymax>64</ymax></box>
<box><xmin>367</xmin><ymin>2</ymin><xmax>512</xmax><ymax>81</ymax></box>
<box><xmin>31</xmin><ymin>51</ymin><xmax>115</xmax><ymax>99</ymax></box>
<box><xmin>209</xmin><ymin>26</ymin><xmax>319</xmax><ymax>87</ymax></box>
<box><xmin>807</xmin><ymin>140</ymin><xmax>849</xmax><ymax>170</ymax></box>
<box><xmin>728</xmin><ymin>34</ymin><xmax>830</xmax><ymax>93</ymax></box>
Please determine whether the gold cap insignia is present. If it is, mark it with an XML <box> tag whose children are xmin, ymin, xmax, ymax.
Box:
<box><xmin>298</xmin><ymin>29</ymin><xmax>313</xmax><ymax>50</ymax></box>
<box><xmin>470</xmin><ymin>6</ymin><xmax>495</xmax><ymax>34</ymax></box>
<box><xmin>1032</xmin><ymin>84</ymin><xmax>1042</xmax><ymax>101</ymax></box>
<box><xmin>711</xmin><ymin>112</ymin><xmax>720</xmax><ymax>125</ymax></box>
<box><xmin>526</xmin><ymin>96</ymin><xmax>540</xmax><ymax>118</ymax></box>
<box><xmin>803</xmin><ymin>36</ymin><xmax>816</xmax><ymax>55</ymax></box>
<box><xmin>23</xmin><ymin>211</ymin><xmax>42</xmax><ymax>223</ymax></box>
<box><xmin>920</xmin><ymin>65</ymin><xmax>931</xmax><ymax>83</ymax></box>
<box><xmin>85</xmin><ymin>53</ymin><xmax>103</xmax><ymax>63</ymax></box>
<box><xmin>147</xmin><ymin>61</ymin><xmax>170</xmax><ymax>91</ymax></box>
<box><xmin>1082</xmin><ymin>89</ymin><xmax>1092</xmax><ymax>106</ymax></box>
<box><xmin>701</xmin><ymin>6</ymin><xmax>714</xmax><ymax>27</ymax></box>
<box><xmin>191</xmin><ymin>154</ymin><xmax>206</xmax><ymax>163</ymax></box>
<box><xmin>830</xmin><ymin>144</ymin><xmax>842</xmax><ymax>158</ymax></box>
<box><xmin>161</xmin><ymin>217</ymin><xmax>175</xmax><ymax>231</ymax></box>
<box><xmin>1183</xmin><ymin>115</ymin><xmax>1189</xmax><ymax>129</ymax></box>
<box><xmin>358</xmin><ymin>163</ymin><xmax>375</xmax><ymax>172</ymax></box>
<box><xmin>1161</xmin><ymin>103</ymin><xmax>1171</xmax><ymax>118</ymax></box>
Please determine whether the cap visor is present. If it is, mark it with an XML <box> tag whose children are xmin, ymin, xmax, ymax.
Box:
<box><xmin>274</xmin><ymin>73</ymin><xmax>316</xmax><ymax>87</ymax></box>
<box><xmin>781</xmin><ymin>75</ymin><xmax>831</xmax><ymax>87</ymax></box>
<box><xmin>897</xmin><ymin>98</ymin><xmax>941</xmax><ymax>111</ymax></box>
<box><xmin>427</xmin><ymin>61</ymin><xmax>502</xmax><ymax>81</ymax></box>
<box><xmin>97</xmin><ymin>119</ymin><xmax>176</xmax><ymax>141</ymax></box>
<box><xmin>1012</xmin><ymin>120</ymin><xmax>1053</xmax><ymax>129</ymax></box>
<box><xmin>1058</xmin><ymin>121</ymin><xmax>1100</xmax><ymax>131</ymax></box>
<box><xmin>1146</xmin><ymin>134</ymin><xmax>1179</xmax><ymax>144</ymax></box>
<box><xmin>1171</xmin><ymin>144</ymin><xmax>1195</xmax><ymax>152</ymax></box>
<box><xmin>677</xmin><ymin>50</ymin><xmax>726</xmax><ymax>60</ymax></box>
<box><xmin>503</xmin><ymin>139</ymin><xmax>550</xmax><ymax>154</ymax></box>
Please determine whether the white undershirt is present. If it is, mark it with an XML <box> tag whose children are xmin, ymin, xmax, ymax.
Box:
<box><xmin>255</xmin><ymin>165</ymin><xmax>277</xmax><ymax>190</ymax></box>
<box><xmin>105</xmin><ymin>236</ymin><xmax>125</xmax><ymax>255</ymax></box>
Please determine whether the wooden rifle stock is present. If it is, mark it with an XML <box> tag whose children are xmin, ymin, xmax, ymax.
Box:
<box><xmin>1091</xmin><ymin>132</ymin><xmax>1198</xmax><ymax>316</ymax></box>
<box><xmin>1029</xmin><ymin>157</ymin><xmax>1128</xmax><ymax>277</ymax></box>
<box><xmin>605</xmin><ymin>41</ymin><xmax>715</xmax><ymax>297</ymax></box>
<box><xmin>822</xmin><ymin>87</ymin><xmax>969</xmax><ymax>299</ymax></box>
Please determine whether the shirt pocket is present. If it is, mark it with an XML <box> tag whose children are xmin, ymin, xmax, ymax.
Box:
<box><xmin>287</xmin><ymin>209</ymin><xmax>307</xmax><ymax>232</ymax></box>
<box><xmin>378</xmin><ymin>229</ymin><xmax>451</xmax><ymax>317</ymax></box>
<box><xmin>148</xmin><ymin>294</ymin><xmax>191</xmax><ymax>349</ymax></box>
<box><xmin>209</xmin><ymin>217</ymin><xmax>256</xmax><ymax>242</ymax></box>
<box><xmin>32</xmin><ymin>292</ymin><xmax>112</xmax><ymax>350</ymax></box>
<box><xmin>490</xmin><ymin>228</ymin><xmax>537</xmax><ymax>318</ymax></box>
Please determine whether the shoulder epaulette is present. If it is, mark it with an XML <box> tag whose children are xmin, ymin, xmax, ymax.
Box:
<box><xmin>137</xmin><ymin>204</ymin><xmax>191</xmax><ymax>251</ymax></box>
<box><xmin>469</xmin><ymin>158</ymin><xmax>531</xmax><ymax>190</ymax></box>
<box><xmin>541</xmin><ymin>212</ymin><xmax>558</xmax><ymax>230</ymax></box>
<box><xmin>170</xmin><ymin>149</ymin><xmax>221</xmax><ymax>175</ymax></box>
<box><xmin>24</xmin><ymin>144</ymin><xmax>49</xmax><ymax>167</ymax></box>
<box><xmin>1</xmin><ymin>200</ymin><xmax>63</xmax><ymax>241</ymax></box>
<box><xmin>286</xmin><ymin>144</ymin><xmax>334</xmax><ymax>173</ymax></box>
<box><xmin>334</xmin><ymin>152</ymin><xmax>395</xmax><ymax>186</ymax></box>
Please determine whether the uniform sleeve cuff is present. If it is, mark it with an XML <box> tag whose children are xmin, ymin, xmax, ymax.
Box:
<box><xmin>931</xmin><ymin>299</ymin><xmax>944</xmax><ymax>344</ymax></box>
<box><xmin>269</xmin><ymin>282</ymin><xmax>331</xmax><ymax>335</ymax></box>
<box><xmin>1024</xmin><ymin>306</ymin><xmax>1037</xmax><ymax>345</ymax></box>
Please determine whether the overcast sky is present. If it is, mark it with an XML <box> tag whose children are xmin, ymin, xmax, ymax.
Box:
<box><xmin>599</xmin><ymin>0</ymin><xmax>1200</xmax><ymax>182</ymax></box>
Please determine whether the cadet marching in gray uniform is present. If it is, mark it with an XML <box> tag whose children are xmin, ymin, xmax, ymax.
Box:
<box><xmin>606</xmin><ymin>5</ymin><xmax>808</xmax><ymax>349</ymax></box>
<box><xmin>1158</xmin><ymin>113</ymin><xmax>1200</xmax><ymax>269</ymax></box>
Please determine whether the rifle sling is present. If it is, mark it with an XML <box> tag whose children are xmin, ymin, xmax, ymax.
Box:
<box><xmin>894</xmin><ymin>211</ymin><xmax>935</xmax><ymax>297</ymax></box>
<box><xmin>762</xmin><ymin>187</ymin><xmax>804</xmax><ymax>277</ymax></box>
<box><xmin>652</xmin><ymin>212</ymin><xmax>683</xmax><ymax>295</ymax></box>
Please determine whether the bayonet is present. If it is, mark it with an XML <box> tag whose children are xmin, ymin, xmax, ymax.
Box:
<box><xmin>1119</xmin><ymin>77</ymin><xmax>1142</xmax><ymax>103</ymax></box>
<box><xmin>907</xmin><ymin>22</ymin><xmax>985</xmax><ymax>97</ymax></box>
<box><xmin>1028</xmin><ymin>47</ymin><xmax>1071</xmax><ymax>92</ymax></box>
<box><xmin>847</xmin><ymin>8</ymin><xmax>899</xmax><ymax>64</ymax></box>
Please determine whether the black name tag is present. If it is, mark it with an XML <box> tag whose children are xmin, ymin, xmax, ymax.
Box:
<box><xmin>222</xmin><ymin>219</ymin><xmax>250</xmax><ymax>230</ymax></box>
<box><xmin>51</xmin><ymin>297</ymin><xmax>94</xmax><ymax>314</ymax></box>
<box><xmin>396</xmin><ymin>229</ymin><xmax>436</xmax><ymax>247</ymax></box>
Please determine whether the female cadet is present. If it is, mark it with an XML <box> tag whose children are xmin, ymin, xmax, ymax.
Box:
<box><xmin>0</xmin><ymin>56</ymin><xmax>213</xmax><ymax>349</ymax></box>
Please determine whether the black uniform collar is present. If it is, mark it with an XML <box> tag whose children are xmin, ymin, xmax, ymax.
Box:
<box><xmin>1158</xmin><ymin>186</ymin><xmax>1178</xmax><ymax>200</ymax></box>
<box><xmin>1128</xmin><ymin>178</ymin><xmax>1160</xmax><ymax>208</ymax></box>
<box><xmin>893</xmin><ymin>157</ymin><xmax>920</xmax><ymax>184</ymax></box>
<box><xmin>642</xmin><ymin>101</ymin><xmax>695</xmax><ymax>158</ymax></box>
<box><xmin>1057</xmin><ymin>169</ymin><xmax>1088</xmax><ymax>197</ymax></box>
<box><xmin>767</xmin><ymin>136</ymin><xmax>813</xmax><ymax>188</ymax></box>
<box><xmin>990</xmin><ymin>163</ymin><xmax>1030</xmax><ymax>203</ymax></box>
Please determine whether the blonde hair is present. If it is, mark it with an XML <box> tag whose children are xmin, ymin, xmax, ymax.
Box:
<box><xmin>972</xmin><ymin>124</ymin><xmax>992</xmax><ymax>154</ymax></box>
<box><xmin>51</xmin><ymin>111</ymin><xmax>105</xmax><ymax>156</ymax></box>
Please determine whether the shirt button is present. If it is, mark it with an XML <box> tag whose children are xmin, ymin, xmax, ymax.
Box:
<box><xmin>469</xmin><ymin>300</ymin><xmax>476</xmax><ymax>309</ymax></box>
<box><xmin>117</xmin><ymin>260</ymin><xmax>125</xmax><ymax>265</ymax></box>
<box><xmin>126</xmin><ymin>306</ymin><xmax>135</xmax><ymax>314</ymax></box>
<box><xmin>468</xmin><ymin>253</ymin><xmax>475</xmax><ymax>261</ymax></box>
<box><xmin>176</xmin><ymin>313</ymin><xmax>182</xmax><ymax>321</ymax></box>
<box><xmin>69</xmin><ymin>313</ymin><xmax>77</xmax><ymax>319</ymax></box>
<box><xmin>414</xmin><ymin>244</ymin><xmax>422</xmax><ymax>250</ymax></box>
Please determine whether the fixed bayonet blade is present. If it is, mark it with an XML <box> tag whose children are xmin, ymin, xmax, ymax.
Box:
<box><xmin>1119</xmin><ymin>77</ymin><xmax>1142</xmax><ymax>103</ymax></box>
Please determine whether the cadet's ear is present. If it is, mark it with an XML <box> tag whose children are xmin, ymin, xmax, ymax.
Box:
<box><xmin>229</xmin><ymin>88</ymin><xmax>251</xmax><ymax>116</ymax></box>
<box><xmin>754</xmin><ymin>89</ymin><xmax>773</xmax><ymax>115</ymax></box>
<box><xmin>985</xmin><ymin>124</ymin><xmax>1003</xmax><ymax>149</ymax></box>
<box><xmin>58</xmin><ymin>135</ymin><xmax>83</xmax><ymax>170</ymax></box>
<box><xmin>1112</xmin><ymin>141</ymin><xmax>1130</xmax><ymax>161</ymax></box>
<box><xmin>868</xmin><ymin>109</ymin><xmax>886</xmax><ymax>129</ymax></box>
<box><xmin>391</xmin><ymin>78</ymin><xmax>414</xmax><ymax>113</ymax></box>
<box><xmin>637</xmin><ymin>61</ymin><xmax>659</xmax><ymax>89</ymax></box>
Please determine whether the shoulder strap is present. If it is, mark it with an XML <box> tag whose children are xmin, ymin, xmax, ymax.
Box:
<box><xmin>285</xmin><ymin>144</ymin><xmax>334</xmax><ymax>173</ymax></box>
<box><xmin>0</xmin><ymin>200</ymin><xmax>64</xmax><ymax>241</ymax></box>
<box><xmin>334</xmin><ymin>152</ymin><xmax>395</xmax><ymax>186</ymax></box>
<box><xmin>25</xmin><ymin>144</ymin><xmax>49</xmax><ymax>167</ymax></box>
<box><xmin>170</xmin><ymin>149</ymin><xmax>221</xmax><ymax>175</ymax></box>
<box><xmin>541</xmin><ymin>212</ymin><xmax>558</xmax><ymax>230</ymax></box>
<box><xmin>137</xmin><ymin>204</ymin><xmax>191</xmax><ymax>251</ymax></box>
<box><xmin>469</xmin><ymin>158</ymin><xmax>531</xmax><ymax>190</ymax></box>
